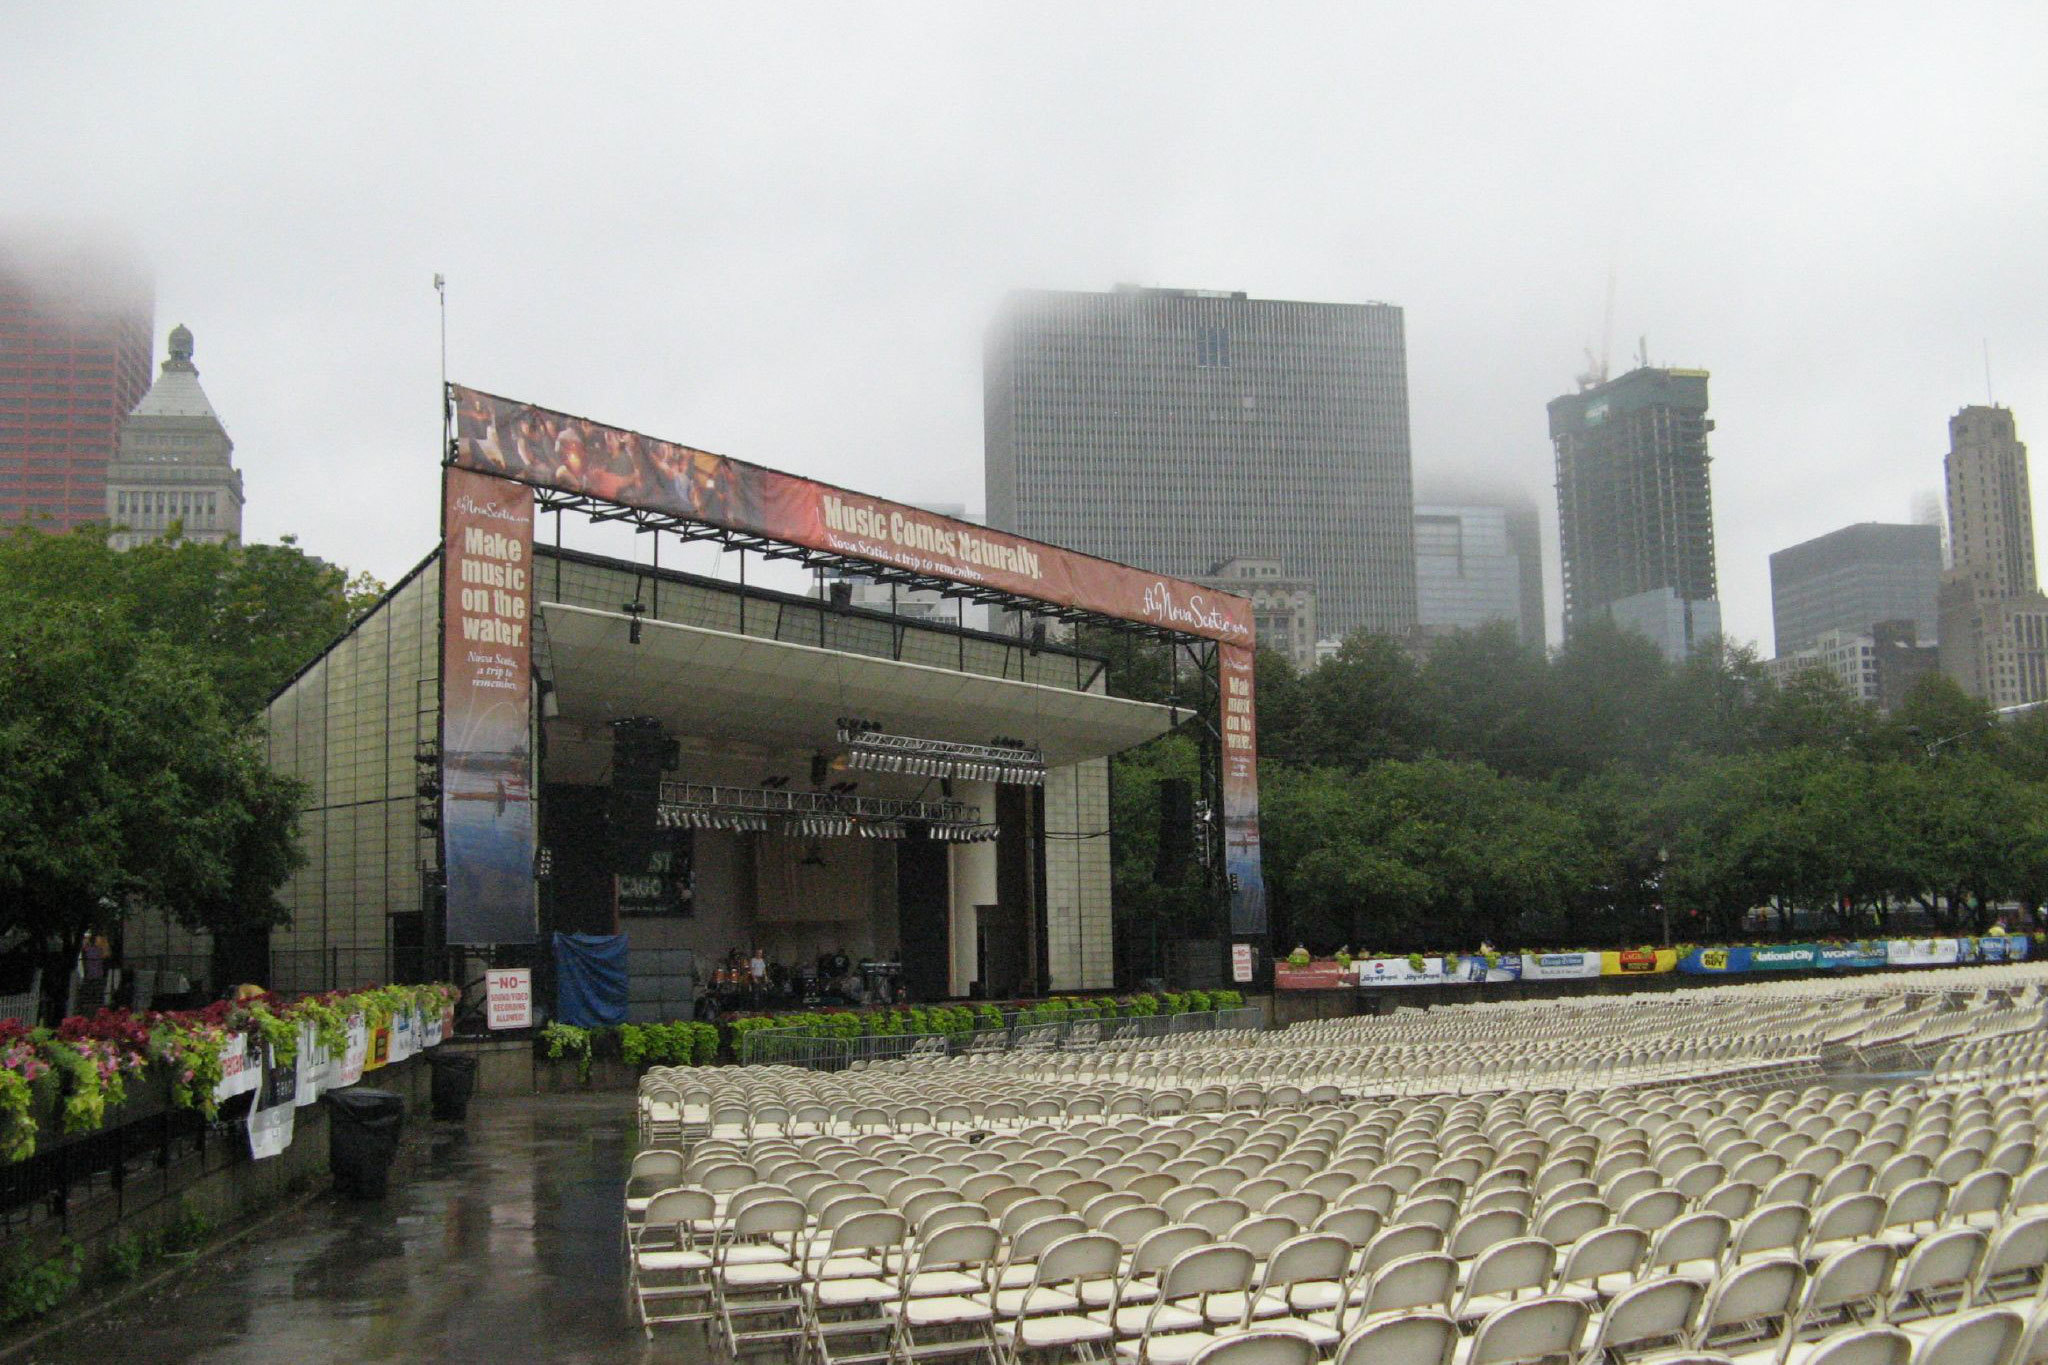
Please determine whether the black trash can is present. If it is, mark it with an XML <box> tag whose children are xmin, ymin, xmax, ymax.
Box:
<box><xmin>426</xmin><ymin>1049</ymin><xmax>479</xmax><ymax>1122</ymax></box>
<box><xmin>325</xmin><ymin>1088</ymin><xmax>405</xmax><ymax>1198</ymax></box>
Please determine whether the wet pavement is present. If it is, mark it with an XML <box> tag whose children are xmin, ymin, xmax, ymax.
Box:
<box><xmin>27</xmin><ymin>1094</ymin><xmax>706</xmax><ymax>1365</ymax></box>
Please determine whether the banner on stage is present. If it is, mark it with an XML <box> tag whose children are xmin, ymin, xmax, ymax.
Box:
<box><xmin>449</xmin><ymin>386</ymin><xmax>1255</xmax><ymax>649</ymax></box>
<box><xmin>440</xmin><ymin>464</ymin><xmax>538</xmax><ymax>946</ymax></box>
<box><xmin>1219</xmin><ymin>646</ymin><xmax>1266</xmax><ymax>936</ymax></box>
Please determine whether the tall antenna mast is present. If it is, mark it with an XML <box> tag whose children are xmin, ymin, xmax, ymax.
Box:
<box><xmin>1984</xmin><ymin>338</ymin><xmax>1996</xmax><ymax>405</ymax></box>
<box><xmin>434</xmin><ymin>273</ymin><xmax>448</xmax><ymax>391</ymax></box>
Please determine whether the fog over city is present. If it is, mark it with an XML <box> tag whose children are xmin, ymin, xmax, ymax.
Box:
<box><xmin>5</xmin><ymin>3</ymin><xmax>2043</xmax><ymax>648</ymax></box>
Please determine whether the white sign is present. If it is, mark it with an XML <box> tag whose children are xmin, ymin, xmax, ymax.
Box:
<box><xmin>1887</xmin><ymin>938</ymin><xmax>1961</xmax><ymax>968</ymax></box>
<box><xmin>1231</xmin><ymin>944</ymin><xmax>1254</xmax><ymax>983</ymax></box>
<box><xmin>487</xmin><ymin>969</ymin><xmax>533</xmax><ymax>1030</ymax></box>
<box><xmin>1521</xmin><ymin>951</ymin><xmax>1603</xmax><ymax>981</ymax></box>
<box><xmin>1355</xmin><ymin>955</ymin><xmax>1455</xmax><ymax>986</ymax></box>
<box><xmin>390</xmin><ymin>1010</ymin><xmax>416</xmax><ymax>1062</ymax></box>
<box><xmin>213</xmin><ymin>1032</ymin><xmax>263</xmax><ymax>1102</ymax></box>
<box><xmin>247</xmin><ymin>1047</ymin><xmax>296</xmax><ymax>1160</ymax></box>
<box><xmin>339</xmin><ymin>1014</ymin><xmax>368</xmax><ymax>1087</ymax></box>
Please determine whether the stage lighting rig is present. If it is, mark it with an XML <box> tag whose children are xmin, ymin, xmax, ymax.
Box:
<box><xmin>834</xmin><ymin>721</ymin><xmax>1046</xmax><ymax>786</ymax></box>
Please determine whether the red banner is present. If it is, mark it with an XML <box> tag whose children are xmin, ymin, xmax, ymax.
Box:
<box><xmin>448</xmin><ymin>385</ymin><xmax>1253</xmax><ymax>646</ymax></box>
<box><xmin>440</xmin><ymin>466</ymin><xmax>537</xmax><ymax>945</ymax></box>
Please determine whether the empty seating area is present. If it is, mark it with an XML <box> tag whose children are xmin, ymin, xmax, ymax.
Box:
<box><xmin>627</xmin><ymin>964</ymin><xmax>2048</xmax><ymax>1363</ymax></box>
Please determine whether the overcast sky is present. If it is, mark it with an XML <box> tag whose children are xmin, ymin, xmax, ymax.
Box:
<box><xmin>6</xmin><ymin>3</ymin><xmax>2044</xmax><ymax>651</ymax></box>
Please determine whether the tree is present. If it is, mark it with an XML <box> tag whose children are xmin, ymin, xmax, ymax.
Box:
<box><xmin>0</xmin><ymin>526</ymin><xmax>381</xmax><ymax>716</ymax></box>
<box><xmin>0</xmin><ymin>601</ymin><xmax>305</xmax><ymax>1014</ymax></box>
<box><xmin>1415</xmin><ymin>623</ymin><xmax>1556</xmax><ymax>779</ymax></box>
<box><xmin>1294</xmin><ymin>633</ymin><xmax>1430</xmax><ymax>770</ymax></box>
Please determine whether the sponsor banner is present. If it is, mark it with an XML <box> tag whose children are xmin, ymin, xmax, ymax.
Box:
<box><xmin>422</xmin><ymin>1011</ymin><xmax>443</xmax><ymax>1049</ymax></box>
<box><xmin>1979</xmin><ymin>935</ymin><xmax>2032</xmax><ymax>963</ymax></box>
<box><xmin>1274</xmin><ymin>961</ymin><xmax>1354</xmax><ymax>991</ymax></box>
<box><xmin>441</xmin><ymin>465</ymin><xmax>538</xmax><ymax>947</ymax></box>
<box><xmin>390</xmin><ymin>1010</ymin><xmax>416</xmax><ymax>1063</ymax></box>
<box><xmin>1355</xmin><ymin>956</ymin><xmax>1459</xmax><ymax>987</ymax></box>
<box><xmin>1678</xmin><ymin>947</ymin><xmax>1748</xmax><ymax>974</ymax></box>
<box><xmin>214</xmin><ymin>1032</ymin><xmax>262</xmax><ymax>1102</ymax></box>
<box><xmin>451</xmin><ymin>386</ymin><xmax>1255</xmax><ymax>649</ymax></box>
<box><xmin>1887</xmin><ymin>939</ymin><xmax>1961</xmax><ymax>968</ymax></box>
<box><xmin>1219</xmin><ymin>646</ymin><xmax>1266</xmax><ymax>937</ymax></box>
<box><xmin>1600</xmin><ymin>949</ymin><xmax>1677</xmax><ymax>976</ymax></box>
<box><xmin>339</xmin><ymin>1015</ymin><xmax>368</xmax><ymax>1087</ymax></box>
<box><xmin>247</xmin><ymin>1046</ymin><xmax>296</xmax><ymax>1161</ymax></box>
<box><xmin>1484</xmin><ymin>953</ymin><xmax>1523</xmax><ymax>983</ymax></box>
<box><xmin>1817</xmin><ymin>944</ymin><xmax>1888</xmax><ymax>970</ymax></box>
<box><xmin>1457</xmin><ymin>954</ymin><xmax>1521</xmax><ymax>983</ymax></box>
<box><xmin>365</xmin><ymin>1025</ymin><xmax>390</xmax><ymax>1071</ymax></box>
<box><xmin>1749</xmin><ymin>945</ymin><xmax>1818</xmax><ymax>971</ymax></box>
<box><xmin>1521</xmin><ymin>952</ymin><xmax>1603</xmax><ymax>981</ymax></box>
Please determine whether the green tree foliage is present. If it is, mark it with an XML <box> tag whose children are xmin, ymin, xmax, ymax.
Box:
<box><xmin>0</xmin><ymin>527</ymin><xmax>381</xmax><ymax>716</ymax></box>
<box><xmin>1101</xmin><ymin>615</ymin><xmax>2048</xmax><ymax>963</ymax></box>
<box><xmin>0</xmin><ymin>528</ymin><xmax>377</xmax><ymax>995</ymax></box>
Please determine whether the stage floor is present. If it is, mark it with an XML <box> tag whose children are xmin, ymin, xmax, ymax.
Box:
<box><xmin>28</xmin><ymin>1094</ymin><xmax>697</xmax><ymax>1365</ymax></box>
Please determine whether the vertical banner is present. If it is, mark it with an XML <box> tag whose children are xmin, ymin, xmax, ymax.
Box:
<box><xmin>247</xmin><ymin>1046</ymin><xmax>296</xmax><ymax>1160</ymax></box>
<box><xmin>441</xmin><ymin>466</ymin><xmax>538</xmax><ymax>945</ymax></box>
<box><xmin>1220</xmin><ymin>645</ymin><xmax>1267</xmax><ymax>936</ymax></box>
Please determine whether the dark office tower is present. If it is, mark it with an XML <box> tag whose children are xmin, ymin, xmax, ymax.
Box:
<box><xmin>1549</xmin><ymin>367</ymin><xmax>1718</xmax><ymax>656</ymax></box>
<box><xmin>984</xmin><ymin>285</ymin><xmax>1417</xmax><ymax>639</ymax></box>
<box><xmin>1769</xmin><ymin>523</ymin><xmax>1942</xmax><ymax>656</ymax></box>
<box><xmin>0</xmin><ymin>236</ymin><xmax>154</xmax><ymax>530</ymax></box>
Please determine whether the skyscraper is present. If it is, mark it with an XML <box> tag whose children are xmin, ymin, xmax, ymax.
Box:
<box><xmin>1413</xmin><ymin>501</ymin><xmax>1546</xmax><ymax>647</ymax></box>
<box><xmin>0</xmin><ymin>237</ymin><xmax>154</xmax><ymax>530</ymax></box>
<box><xmin>1769</xmin><ymin>522</ymin><xmax>1941</xmax><ymax>656</ymax></box>
<box><xmin>984</xmin><ymin>285</ymin><xmax>1416</xmax><ymax>639</ymax></box>
<box><xmin>1549</xmin><ymin>366</ymin><xmax>1718</xmax><ymax>656</ymax></box>
<box><xmin>1939</xmin><ymin>405</ymin><xmax>2048</xmax><ymax>706</ymax></box>
<box><xmin>106</xmin><ymin>325</ymin><xmax>244</xmax><ymax>550</ymax></box>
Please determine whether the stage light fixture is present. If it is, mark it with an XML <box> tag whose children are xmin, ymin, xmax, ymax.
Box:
<box><xmin>835</xmin><ymin>723</ymin><xmax>1047</xmax><ymax>787</ymax></box>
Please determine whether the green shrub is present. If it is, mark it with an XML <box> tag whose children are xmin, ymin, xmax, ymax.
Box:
<box><xmin>161</xmin><ymin>1198</ymin><xmax>214</xmax><ymax>1255</ymax></box>
<box><xmin>1183</xmin><ymin>990</ymin><xmax>1213</xmax><ymax>1013</ymax></box>
<box><xmin>104</xmin><ymin>1230</ymin><xmax>154</xmax><ymax>1283</ymax></box>
<box><xmin>0</xmin><ymin>1238</ymin><xmax>80</xmax><ymax>1324</ymax></box>
<box><xmin>1213</xmin><ymin>990</ymin><xmax>1244</xmax><ymax>1009</ymax></box>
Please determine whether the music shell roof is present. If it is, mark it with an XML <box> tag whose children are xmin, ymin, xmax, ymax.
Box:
<box><xmin>538</xmin><ymin>601</ymin><xmax>1176</xmax><ymax>768</ymax></box>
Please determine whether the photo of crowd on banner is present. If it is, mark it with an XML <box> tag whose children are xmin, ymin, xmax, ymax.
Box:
<box><xmin>454</xmin><ymin>386</ymin><xmax>761</xmax><ymax>530</ymax></box>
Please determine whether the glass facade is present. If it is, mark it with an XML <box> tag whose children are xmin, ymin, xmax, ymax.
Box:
<box><xmin>985</xmin><ymin>285</ymin><xmax>1417</xmax><ymax>639</ymax></box>
<box><xmin>1414</xmin><ymin>504</ymin><xmax>1533</xmax><ymax>643</ymax></box>
<box><xmin>0</xmin><ymin>242</ymin><xmax>153</xmax><ymax>530</ymax></box>
<box><xmin>1768</xmin><ymin>522</ymin><xmax>1941</xmax><ymax>656</ymax></box>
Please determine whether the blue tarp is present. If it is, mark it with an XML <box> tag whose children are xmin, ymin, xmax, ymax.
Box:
<box><xmin>552</xmin><ymin>932</ymin><xmax>629</xmax><ymax>1027</ymax></box>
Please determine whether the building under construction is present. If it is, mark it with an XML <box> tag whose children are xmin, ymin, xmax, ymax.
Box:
<box><xmin>1549</xmin><ymin>366</ymin><xmax>1719</xmax><ymax>659</ymax></box>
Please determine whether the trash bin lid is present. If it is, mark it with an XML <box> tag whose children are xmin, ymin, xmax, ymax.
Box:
<box><xmin>324</xmin><ymin>1087</ymin><xmax>405</xmax><ymax>1118</ymax></box>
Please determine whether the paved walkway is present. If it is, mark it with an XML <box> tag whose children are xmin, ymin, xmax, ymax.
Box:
<box><xmin>26</xmin><ymin>1095</ymin><xmax>704</xmax><ymax>1365</ymax></box>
